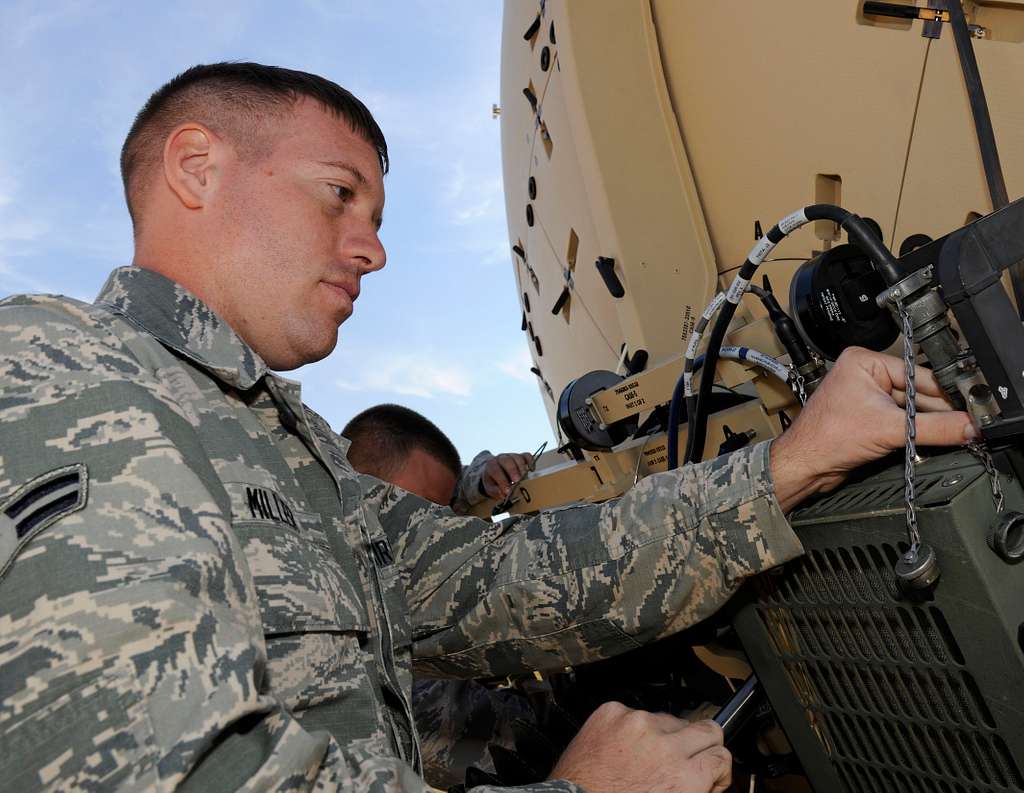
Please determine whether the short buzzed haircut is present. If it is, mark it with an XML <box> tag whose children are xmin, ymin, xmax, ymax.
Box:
<box><xmin>342</xmin><ymin>404</ymin><xmax>462</xmax><ymax>481</ymax></box>
<box><xmin>120</xmin><ymin>61</ymin><xmax>389</xmax><ymax>228</ymax></box>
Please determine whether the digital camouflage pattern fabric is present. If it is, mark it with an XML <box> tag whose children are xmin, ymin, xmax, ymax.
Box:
<box><xmin>418</xmin><ymin>449</ymin><xmax>535</xmax><ymax>788</ymax></box>
<box><xmin>450</xmin><ymin>450</ymin><xmax>495</xmax><ymax>515</ymax></box>
<box><xmin>0</xmin><ymin>266</ymin><xmax>803</xmax><ymax>791</ymax></box>
<box><xmin>413</xmin><ymin>677</ymin><xmax>535</xmax><ymax>789</ymax></box>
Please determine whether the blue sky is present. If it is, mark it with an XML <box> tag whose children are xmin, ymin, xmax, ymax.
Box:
<box><xmin>0</xmin><ymin>0</ymin><xmax>556</xmax><ymax>464</ymax></box>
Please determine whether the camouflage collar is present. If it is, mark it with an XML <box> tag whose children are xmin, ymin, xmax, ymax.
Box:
<box><xmin>95</xmin><ymin>266</ymin><xmax>268</xmax><ymax>390</ymax></box>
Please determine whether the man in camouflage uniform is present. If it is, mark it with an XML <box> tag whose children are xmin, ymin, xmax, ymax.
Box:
<box><xmin>340</xmin><ymin>402</ymin><xmax>536</xmax><ymax>514</ymax></box>
<box><xmin>342</xmin><ymin>403</ymin><xmax>540</xmax><ymax>789</ymax></box>
<box><xmin>0</xmin><ymin>62</ymin><xmax>976</xmax><ymax>792</ymax></box>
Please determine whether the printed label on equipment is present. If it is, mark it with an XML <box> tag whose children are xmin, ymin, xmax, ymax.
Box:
<box><xmin>750</xmin><ymin>236</ymin><xmax>775</xmax><ymax>265</ymax></box>
<box><xmin>613</xmin><ymin>380</ymin><xmax>647</xmax><ymax>410</ymax></box>
<box><xmin>642</xmin><ymin>442</ymin><xmax>669</xmax><ymax>470</ymax></box>
<box><xmin>681</xmin><ymin>305</ymin><xmax>695</xmax><ymax>342</ymax></box>
<box><xmin>778</xmin><ymin>209</ymin><xmax>808</xmax><ymax>235</ymax></box>
<box><xmin>819</xmin><ymin>288</ymin><xmax>847</xmax><ymax>324</ymax></box>
<box><xmin>726</xmin><ymin>277</ymin><xmax>750</xmax><ymax>304</ymax></box>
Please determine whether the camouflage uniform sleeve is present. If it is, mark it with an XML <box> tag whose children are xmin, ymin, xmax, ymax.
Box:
<box><xmin>450</xmin><ymin>450</ymin><xmax>495</xmax><ymax>514</ymax></box>
<box><xmin>0</xmin><ymin>297</ymin><xmax>581</xmax><ymax>793</ymax></box>
<box><xmin>379</xmin><ymin>440</ymin><xmax>803</xmax><ymax>678</ymax></box>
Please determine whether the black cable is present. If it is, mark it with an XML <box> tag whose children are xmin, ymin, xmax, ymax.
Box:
<box><xmin>944</xmin><ymin>1</ymin><xmax>1024</xmax><ymax>316</ymax></box>
<box><xmin>750</xmin><ymin>278</ymin><xmax>813</xmax><ymax>370</ymax></box>
<box><xmin>666</xmin><ymin>367</ymin><xmax>687</xmax><ymax>470</ymax></box>
<box><xmin>684</xmin><ymin>297</ymin><xmax>740</xmax><ymax>463</ymax></box>
<box><xmin>682</xmin><ymin>205</ymin><xmax>899</xmax><ymax>465</ymax></box>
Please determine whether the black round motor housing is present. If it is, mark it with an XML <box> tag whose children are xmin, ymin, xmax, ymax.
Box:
<box><xmin>557</xmin><ymin>370</ymin><xmax>639</xmax><ymax>451</ymax></box>
<box><xmin>789</xmin><ymin>243</ymin><xmax>899</xmax><ymax>360</ymax></box>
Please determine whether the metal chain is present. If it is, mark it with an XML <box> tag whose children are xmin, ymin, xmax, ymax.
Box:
<box><xmin>898</xmin><ymin>300</ymin><xmax>921</xmax><ymax>551</ymax></box>
<box><xmin>967</xmin><ymin>440</ymin><xmax>1006</xmax><ymax>514</ymax></box>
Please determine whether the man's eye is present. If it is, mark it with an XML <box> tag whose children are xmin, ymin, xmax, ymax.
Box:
<box><xmin>331</xmin><ymin>185</ymin><xmax>353</xmax><ymax>202</ymax></box>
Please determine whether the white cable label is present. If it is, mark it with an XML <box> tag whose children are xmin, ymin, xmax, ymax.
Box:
<box><xmin>748</xmin><ymin>236</ymin><xmax>776</xmax><ymax>266</ymax></box>
<box><xmin>749</xmin><ymin>353</ymin><xmax>790</xmax><ymax>381</ymax></box>
<box><xmin>720</xmin><ymin>346</ymin><xmax>790</xmax><ymax>382</ymax></box>
<box><xmin>778</xmin><ymin>208</ymin><xmax>809</xmax><ymax>235</ymax></box>
<box><xmin>685</xmin><ymin>332</ymin><xmax>701</xmax><ymax>360</ymax></box>
<box><xmin>745</xmin><ymin>350</ymin><xmax>790</xmax><ymax>381</ymax></box>
<box><xmin>683</xmin><ymin>371</ymin><xmax>694</xmax><ymax>397</ymax></box>
<box><xmin>726</xmin><ymin>277</ymin><xmax>749</xmax><ymax>304</ymax></box>
<box><xmin>701</xmin><ymin>291</ymin><xmax>727</xmax><ymax>320</ymax></box>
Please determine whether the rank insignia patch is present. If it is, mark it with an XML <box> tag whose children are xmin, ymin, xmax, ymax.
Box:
<box><xmin>1</xmin><ymin>463</ymin><xmax>87</xmax><ymax>578</ymax></box>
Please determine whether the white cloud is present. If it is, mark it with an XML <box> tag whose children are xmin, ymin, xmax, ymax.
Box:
<box><xmin>0</xmin><ymin>215</ymin><xmax>48</xmax><ymax>244</ymax></box>
<box><xmin>0</xmin><ymin>260</ymin><xmax>52</xmax><ymax>295</ymax></box>
<box><xmin>336</xmin><ymin>350</ymin><xmax>473</xmax><ymax>400</ymax></box>
<box><xmin>1</xmin><ymin>0</ymin><xmax>85</xmax><ymax>49</ymax></box>
<box><xmin>0</xmin><ymin>166</ymin><xmax>50</xmax><ymax>263</ymax></box>
<box><xmin>496</xmin><ymin>346</ymin><xmax>536</xmax><ymax>384</ymax></box>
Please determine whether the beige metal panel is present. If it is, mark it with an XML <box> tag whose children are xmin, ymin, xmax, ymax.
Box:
<box><xmin>500</xmin><ymin>2</ymin><xmax>551</xmax><ymax>409</ymax></box>
<box><xmin>650</xmin><ymin>0</ymin><xmax>930</xmax><ymax>283</ymax></box>
<box><xmin>502</xmin><ymin>0</ymin><xmax>724</xmax><ymax>435</ymax></box>
<box><xmin>502</xmin><ymin>0</ymin><xmax>721</xmax><ymax>387</ymax></box>
<box><xmin>554</xmin><ymin>0</ymin><xmax>719</xmax><ymax>354</ymax></box>
<box><xmin>467</xmin><ymin>400</ymin><xmax>779</xmax><ymax>516</ymax></box>
<box><xmin>530</xmin><ymin>50</ymin><xmax>626</xmax><ymax>367</ymax></box>
<box><xmin>894</xmin><ymin>11</ymin><xmax>1024</xmax><ymax>248</ymax></box>
<box><xmin>523</xmin><ymin>217</ymin><xmax>622</xmax><ymax>412</ymax></box>
<box><xmin>589</xmin><ymin>314</ymin><xmax>792</xmax><ymax>425</ymax></box>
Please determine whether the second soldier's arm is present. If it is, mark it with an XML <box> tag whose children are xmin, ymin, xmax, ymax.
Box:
<box><xmin>450</xmin><ymin>449</ymin><xmax>495</xmax><ymax>513</ymax></box>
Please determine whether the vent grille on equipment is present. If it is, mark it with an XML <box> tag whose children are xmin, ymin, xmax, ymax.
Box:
<box><xmin>755</xmin><ymin>545</ymin><xmax>1024</xmax><ymax>793</ymax></box>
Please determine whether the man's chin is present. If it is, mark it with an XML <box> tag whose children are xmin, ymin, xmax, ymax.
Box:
<box><xmin>266</xmin><ymin>328</ymin><xmax>340</xmax><ymax>371</ymax></box>
<box><xmin>308</xmin><ymin>326</ymin><xmax>342</xmax><ymax>365</ymax></box>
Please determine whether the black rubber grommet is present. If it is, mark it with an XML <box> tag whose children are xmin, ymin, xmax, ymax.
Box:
<box><xmin>988</xmin><ymin>511</ymin><xmax>1024</xmax><ymax>563</ymax></box>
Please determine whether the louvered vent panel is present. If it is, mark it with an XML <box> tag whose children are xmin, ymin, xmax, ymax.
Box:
<box><xmin>756</xmin><ymin>546</ymin><xmax>1024</xmax><ymax>793</ymax></box>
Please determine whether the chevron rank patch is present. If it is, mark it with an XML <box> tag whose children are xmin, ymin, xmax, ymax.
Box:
<box><xmin>1</xmin><ymin>463</ymin><xmax>87</xmax><ymax>579</ymax></box>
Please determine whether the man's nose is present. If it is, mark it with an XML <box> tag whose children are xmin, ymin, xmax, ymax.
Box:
<box><xmin>347</xmin><ymin>227</ymin><xmax>386</xmax><ymax>274</ymax></box>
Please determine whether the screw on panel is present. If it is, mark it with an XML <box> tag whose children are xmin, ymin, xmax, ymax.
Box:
<box><xmin>528</xmin><ymin>176</ymin><xmax>537</xmax><ymax>200</ymax></box>
<box><xmin>526</xmin><ymin>204</ymin><xmax>535</xmax><ymax>227</ymax></box>
<box><xmin>540</xmin><ymin>46</ymin><xmax>551</xmax><ymax>71</ymax></box>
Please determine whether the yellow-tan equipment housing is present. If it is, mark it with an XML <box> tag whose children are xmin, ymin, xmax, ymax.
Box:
<box><xmin>486</xmin><ymin>0</ymin><xmax>1024</xmax><ymax>517</ymax></box>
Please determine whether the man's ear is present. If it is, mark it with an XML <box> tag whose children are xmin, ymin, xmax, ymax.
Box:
<box><xmin>161</xmin><ymin>123</ymin><xmax>220</xmax><ymax>210</ymax></box>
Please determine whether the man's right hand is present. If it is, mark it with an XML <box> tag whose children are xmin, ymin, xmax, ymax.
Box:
<box><xmin>770</xmin><ymin>346</ymin><xmax>976</xmax><ymax>512</ymax></box>
<box><xmin>549</xmin><ymin>701</ymin><xmax>731</xmax><ymax>793</ymax></box>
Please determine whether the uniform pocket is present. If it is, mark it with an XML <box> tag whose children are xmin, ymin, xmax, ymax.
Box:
<box><xmin>232</xmin><ymin>517</ymin><xmax>370</xmax><ymax>712</ymax></box>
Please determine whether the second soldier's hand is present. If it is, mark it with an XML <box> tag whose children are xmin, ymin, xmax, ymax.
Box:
<box><xmin>482</xmin><ymin>452</ymin><xmax>534</xmax><ymax>499</ymax></box>
<box><xmin>549</xmin><ymin>702</ymin><xmax>731</xmax><ymax>793</ymax></box>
